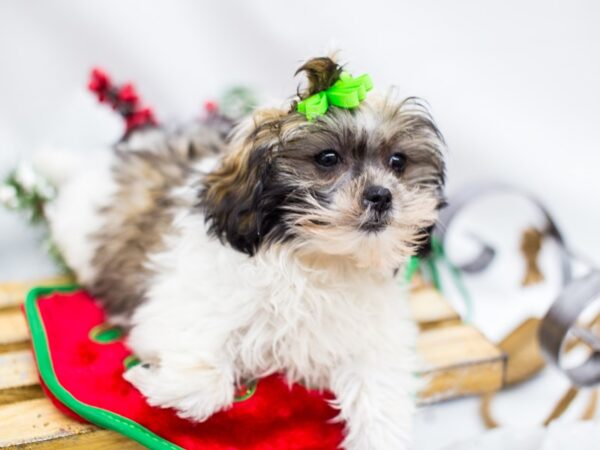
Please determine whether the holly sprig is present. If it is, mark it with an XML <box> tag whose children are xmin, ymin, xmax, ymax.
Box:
<box><xmin>1</xmin><ymin>164</ymin><xmax>55</xmax><ymax>223</ymax></box>
<box><xmin>0</xmin><ymin>164</ymin><xmax>69</xmax><ymax>273</ymax></box>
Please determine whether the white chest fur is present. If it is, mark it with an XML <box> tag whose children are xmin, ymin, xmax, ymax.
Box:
<box><xmin>128</xmin><ymin>211</ymin><xmax>415</xmax><ymax>389</ymax></box>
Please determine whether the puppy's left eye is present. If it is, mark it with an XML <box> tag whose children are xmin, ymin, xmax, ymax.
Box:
<box><xmin>389</xmin><ymin>153</ymin><xmax>407</xmax><ymax>174</ymax></box>
<box><xmin>315</xmin><ymin>149</ymin><xmax>341</xmax><ymax>168</ymax></box>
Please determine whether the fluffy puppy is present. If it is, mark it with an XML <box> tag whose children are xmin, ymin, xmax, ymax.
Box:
<box><xmin>47</xmin><ymin>56</ymin><xmax>445</xmax><ymax>449</ymax></box>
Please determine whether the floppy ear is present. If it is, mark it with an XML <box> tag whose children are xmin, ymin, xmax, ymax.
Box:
<box><xmin>199</xmin><ymin>138</ymin><xmax>274</xmax><ymax>255</ymax></box>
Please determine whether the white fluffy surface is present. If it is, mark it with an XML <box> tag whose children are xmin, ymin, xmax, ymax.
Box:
<box><xmin>444</xmin><ymin>421</ymin><xmax>600</xmax><ymax>450</ymax></box>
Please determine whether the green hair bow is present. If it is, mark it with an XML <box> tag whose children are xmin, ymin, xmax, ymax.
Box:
<box><xmin>297</xmin><ymin>72</ymin><xmax>373</xmax><ymax>120</ymax></box>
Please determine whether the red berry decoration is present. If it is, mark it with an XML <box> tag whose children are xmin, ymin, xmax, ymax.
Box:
<box><xmin>204</xmin><ymin>100</ymin><xmax>219</xmax><ymax>115</ymax></box>
<box><xmin>88</xmin><ymin>68</ymin><xmax>111</xmax><ymax>102</ymax></box>
<box><xmin>88</xmin><ymin>67</ymin><xmax>157</xmax><ymax>136</ymax></box>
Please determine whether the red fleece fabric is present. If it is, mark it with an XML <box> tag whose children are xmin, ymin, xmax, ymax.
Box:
<box><xmin>28</xmin><ymin>290</ymin><xmax>344</xmax><ymax>449</ymax></box>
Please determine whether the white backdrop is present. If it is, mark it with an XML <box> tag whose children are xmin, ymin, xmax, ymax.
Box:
<box><xmin>1</xmin><ymin>1</ymin><xmax>600</xmax><ymax>448</ymax></box>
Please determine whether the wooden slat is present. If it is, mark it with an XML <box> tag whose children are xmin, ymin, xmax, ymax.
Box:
<box><xmin>419</xmin><ymin>360</ymin><xmax>504</xmax><ymax>404</ymax></box>
<box><xmin>0</xmin><ymin>308</ymin><xmax>28</xmax><ymax>346</ymax></box>
<box><xmin>409</xmin><ymin>286</ymin><xmax>461</xmax><ymax>329</ymax></box>
<box><xmin>417</xmin><ymin>324</ymin><xmax>505</xmax><ymax>403</ymax></box>
<box><xmin>0</xmin><ymin>349</ymin><xmax>42</xmax><ymax>407</ymax></box>
<box><xmin>418</xmin><ymin>324</ymin><xmax>502</xmax><ymax>369</ymax></box>
<box><xmin>0</xmin><ymin>350</ymin><xmax>38</xmax><ymax>391</ymax></box>
<box><xmin>0</xmin><ymin>398</ymin><xmax>96</xmax><ymax>447</ymax></box>
<box><xmin>0</xmin><ymin>384</ymin><xmax>44</xmax><ymax>407</ymax></box>
<box><xmin>23</xmin><ymin>428</ymin><xmax>144</xmax><ymax>449</ymax></box>
<box><xmin>0</xmin><ymin>275</ymin><xmax>73</xmax><ymax>309</ymax></box>
<box><xmin>0</xmin><ymin>398</ymin><xmax>141</xmax><ymax>449</ymax></box>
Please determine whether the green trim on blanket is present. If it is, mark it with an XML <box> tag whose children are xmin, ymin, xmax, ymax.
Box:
<box><xmin>25</xmin><ymin>285</ymin><xmax>182</xmax><ymax>450</ymax></box>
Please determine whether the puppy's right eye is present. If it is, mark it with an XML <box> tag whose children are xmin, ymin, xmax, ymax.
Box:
<box><xmin>315</xmin><ymin>150</ymin><xmax>340</xmax><ymax>168</ymax></box>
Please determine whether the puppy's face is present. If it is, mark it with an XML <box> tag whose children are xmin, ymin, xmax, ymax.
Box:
<box><xmin>201</xmin><ymin>94</ymin><xmax>445</xmax><ymax>272</ymax></box>
<box><xmin>201</xmin><ymin>58</ymin><xmax>445</xmax><ymax>272</ymax></box>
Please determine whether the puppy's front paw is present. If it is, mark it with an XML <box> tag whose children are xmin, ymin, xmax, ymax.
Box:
<box><xmin>330</xmin><ymin>365</ymin><xmax>415</xmax><ymax>450</ymax></box>
<box><xmin>124</xmin><ymin>362</ymin><xmax>235</xmax><ymax>422</ymax></box>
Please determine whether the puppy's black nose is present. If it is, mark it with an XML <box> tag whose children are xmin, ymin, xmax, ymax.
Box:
<box><xmin>363</xmin><ymin>185</ymin><xmax>392</xmax><ymax>212</ymax></box>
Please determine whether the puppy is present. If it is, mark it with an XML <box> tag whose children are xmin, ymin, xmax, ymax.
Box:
<box><xmin>47</xmin><ymin>56</ymin><xmax>445</xmax><ymax>449</ymax></box>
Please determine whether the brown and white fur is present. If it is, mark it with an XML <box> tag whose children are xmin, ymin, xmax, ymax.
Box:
<box><xmin>44</xmin><ymin>57</ymin><xmax>445</xmax><ymax>449</ymax></box>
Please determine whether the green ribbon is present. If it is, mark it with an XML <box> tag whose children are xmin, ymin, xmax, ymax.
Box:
<box><xmin>405</xmin><ymin>256</ymin><xmax>421</xmax><ymax>282</ymax></box>
<box><xmin>405</xmin><ymin>238</ymin><xmax>474</xmax><ymax>323</ymax></box>
<box><xmin>297</xmin><ymin>72</ymin><xmax>373</xmax><ymax>120</ymax></box>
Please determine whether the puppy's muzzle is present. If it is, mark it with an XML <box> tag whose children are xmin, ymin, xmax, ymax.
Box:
<box><xmin>361</xmin><ymin>185</ymin><xmax>392</xmax><ymax>232</ymax></box>
<box><xmin>362</xmin><ymin>185</ymin><xmax>392</xmax><ymax>213</ymax></box>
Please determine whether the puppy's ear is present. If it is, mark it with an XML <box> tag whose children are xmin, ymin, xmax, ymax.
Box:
<box><xmin>200</xmin><ymin>137</ymin><xmax>273</xmax><ymax>255</ymax></box>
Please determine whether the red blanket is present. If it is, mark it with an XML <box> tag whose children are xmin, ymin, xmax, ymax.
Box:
<box><xmin>24</xmin><ymin>286</ymin><xmax>344</xmax><ymax>449</ymax></box>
